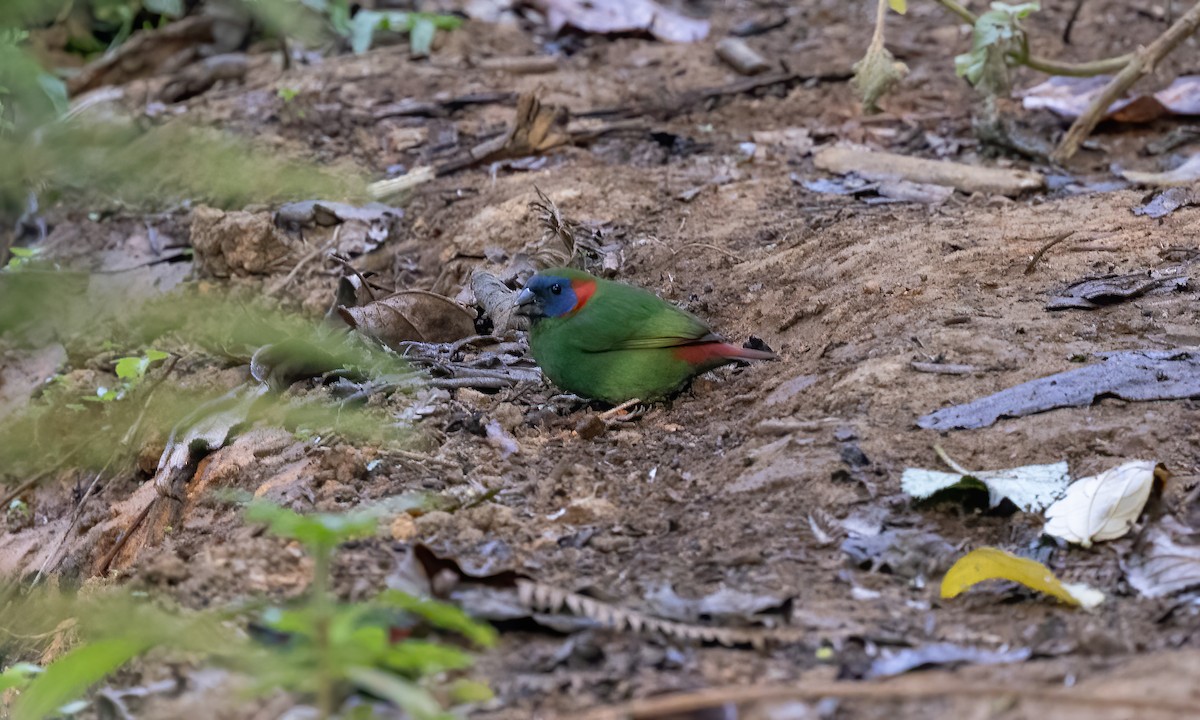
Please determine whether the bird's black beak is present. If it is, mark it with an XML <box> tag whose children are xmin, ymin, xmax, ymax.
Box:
<box><xmin>513</xmin><ymin>287</ymin><xmax>540</xmax><ymax>317</ymax></box>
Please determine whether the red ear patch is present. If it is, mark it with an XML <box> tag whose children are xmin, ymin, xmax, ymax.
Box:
<box><xmin>569</xmin><ymin>279</ymin><xmax>597</xmax><ymax>314</ymax></box>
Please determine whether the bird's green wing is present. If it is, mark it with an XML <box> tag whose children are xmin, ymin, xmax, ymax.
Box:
<box><xmin>567</xmin><ymin>280</ymin><xmax>716</xmax><ymax>353</ymax></box>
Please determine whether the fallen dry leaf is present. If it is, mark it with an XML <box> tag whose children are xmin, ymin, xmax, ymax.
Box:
<box><xmin>1043</xmin><ymin>461</ymin><xmax>1168</xmax><ymax>548</ymax></box>
<box><xmin>1045</xmin><ymin>270</ymin><xmax>1189</xmax><ymax>311</ymax></box>
<box><xmin>1021</xmin><ymin>75</ymin><xmax>1200</xmax><ymax>122</ymax></box>
<box><xmin>868</xmin><ymin>643</ymin><xmax>1031</xmax><ymax>679</ymax></box>
<box><xmin>1121</xmin><ymin>154</ymin><xmax>1200</xmax><ymax>187</ymax></box>
<box><xmin>941</xmin><ymin>547</ymin><xmax>1104</xmax><ymax>609</ymax></box>
<box><xmin>525</xmin><ymin>0</ymin><xmax>710</xmax><ymax>43</ymax></box>
<box><xmin>339</xmin><ymin>291</ymin><xmax>476</xmax><ymax>347</ymax></box>
<box><xmin>1132</xmin><ymin>187</ymin><xmax>1199</xmax><ymax>218</ymax></box>
<box><xmin>1123</xmin><ymin>517</ymin><xmax>1200</xmax><ymax>598</ymax></box>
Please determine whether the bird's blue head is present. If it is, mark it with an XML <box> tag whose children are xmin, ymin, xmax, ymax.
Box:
<box><xmin>514</xmin><ymin>272</ymin><xmax>595</xmax><ymax>319</ymax></box>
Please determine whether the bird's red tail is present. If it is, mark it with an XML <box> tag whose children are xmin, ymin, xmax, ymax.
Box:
<box><xmin>673</xmin><ymin>342</ymin><xmax>776</xmax><ymax>365</ymax></box>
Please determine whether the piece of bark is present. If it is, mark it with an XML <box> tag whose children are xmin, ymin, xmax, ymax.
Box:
<box><xmin>918</xmin><ymin>350</ymin><xmax>1200</xmax><ymax>431</ymax></box>
<box><xmin>471</xmin><ymin>270</ymin><xmax>528</xmax><ymax>334</ymax></box>
<box><xmin>814</xmin><ymin>145</ymin><xmax>1044</xmax><ymax>196</ymax></box>
<box><xmin>159</xmin><ymin>53</ymin><xmax>248</xmax><ymax>103</ymax></box>
<box><xmin>716</xmin><ymin>37</ymin><xmax>770</xmax><ymax>75</ymax></box>
<box><xmin>476</xmin><ymin>56</ymin><xmax>560</xmax><ymax>74</ymax></box>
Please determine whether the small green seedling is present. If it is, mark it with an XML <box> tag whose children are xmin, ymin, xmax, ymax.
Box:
<box><xmin>4</xmin><ymin>246</ymin><xmax>40</xmax><ymax>271</ymax></box>
<box><xmin>244</xmin><ymin>500</ymin><xmax>495</xmax><ymax>719</ymax></box>
<box><xmin>0</xmin><ymin>663</ymin><xmax>42</xmax><ymax>693</ymax></box>
<box><xmin>317</xmin><ymin>2</ymin><xmax>463</xmax><ymax>56</ymax></box>
<box><xmin>955</xmin><ymin>2</ymin><xmax>1041</xmax><ymax>95</ymax></box>
<box><xmin>6</xmin><ymin>497</ymin><xmax>31</xmax><ymax>525</ymax></box>
<box><xmin>89</xmin><ymin>348</ymin><xmax>168</xmax><ymax>402</ymax></box>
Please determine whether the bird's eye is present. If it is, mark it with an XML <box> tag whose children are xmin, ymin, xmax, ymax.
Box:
<box><xmin>550</xmin><ymin>283</ymin><xmax>562</xmax><ymax>295</ymax></box>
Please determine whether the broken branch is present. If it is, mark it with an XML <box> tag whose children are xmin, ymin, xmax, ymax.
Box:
<box><xmin>1053</xmin><ymin>0</ymin><xmax>1200</xmax><ymax>162</ymax></box>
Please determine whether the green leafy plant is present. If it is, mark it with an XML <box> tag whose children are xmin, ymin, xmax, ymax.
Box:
<box><xmin>954</xmin><ymin>2</ymin><xmax>1040</xmax><ymax>95</ymax></box>
<box><xmin>0</xmin><ymin>663</ymin><xmax>42</xmax><ymax>693</ymax></box>
<box><xmin>852</xmin><ymin>0</ymin><xmax>1135</xmax><ymax>113</ymax></box>
<box><xmin>1</xmin><ymin>590</ymin><xmax>244</xmax><ymax>720</ymax></box>
<box><xmin>3</xmin><ymin>246</ymin><xmax>39</xmax><ymax>271</ymax></box>
<box><xmin>0</xmin><ymin>7</ymin><xmax>367</xmax><ymax>214</ymax></box>
<box><xmin>0</xmin><ymin>501</ymin><xmax>490</xmax><ymax>719</ymax></box>
<box><xmin>243</xmin><ymin>500</ymin><xmax>496</xmax><ymax>719</ymax></box>
<box><xmin>350</xmin><ymin>11</ymin><xmax>462</xmax><ymax>55</ymax></box>
<box><xmin>306</xmin><ymin>0</ymin><xmax>463</xmax><ymax>55</ymax></box>
<box><xmin>88</xmin><ymin>348</ymin><xmax>168</xmax><ymax>402</ymax></box>
<box><xmin>88</xmin><ymin>0</ymin><xmax>186</xmax><ymax>50</ymax></box>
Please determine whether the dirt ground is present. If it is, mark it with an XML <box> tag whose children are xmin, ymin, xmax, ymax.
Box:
<box><xmin>4</xmin><ymin>0</ymin><xmax>1200</xmax><ymax>718</ymax></box>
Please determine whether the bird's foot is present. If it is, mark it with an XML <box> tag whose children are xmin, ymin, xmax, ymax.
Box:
<box><xmin>599</xmin><ymin>398</ymin><xmax>647</xmax><ymax>423</ymax></box>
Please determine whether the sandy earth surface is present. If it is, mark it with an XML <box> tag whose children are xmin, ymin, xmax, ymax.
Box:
<box><xmin>3</xmin><ymin>0</ymin><xmax>1200</xmax><ymax>718</ymax></box>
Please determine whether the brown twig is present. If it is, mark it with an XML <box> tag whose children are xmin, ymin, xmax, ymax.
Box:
<box><xmin>267</xmin><ymin>226</ymin><xmax>341</xmax><ymax>297</ymax></box>
<box><xmin>578</xmin><ymin>69</ymin><xmax>850</xmax><ymax>122</ymax></box>
<box><xmin>95</xmin><ymin>497</ymin><xmax>156</xmax><ymax>576</ymax></box>
<box><xmin>1024</xmin><ymin>231</ymin><xmax>1076</xmax><ymax>275</ymax></box>
<box><xmin>1053</xmin><ymin>0</ymin><xmax>1200</xmax><ymax>163</ymax></box>
<box><xmin>576</xmin><ymin>680</ymin><xmax>1200</xmax><ymax>720</ymax></box>
<box><xmin>328</xmin><ymin>253</ymin><xmax>386</xmax><ymax>302</ymax></box>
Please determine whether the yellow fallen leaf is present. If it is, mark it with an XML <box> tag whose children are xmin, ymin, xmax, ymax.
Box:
<box><xmin>941</xmin><ymin>547</ymin><xmax>1104</xmax><ymax>609</ymax></box>
<box><xmin>889</xmin><ymin>0</ymin><xmax>908</xmax><ymax>14</ymax></box>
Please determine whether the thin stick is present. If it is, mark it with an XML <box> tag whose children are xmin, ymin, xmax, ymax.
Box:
<box><xmin>933</xmin><ymin>444</ymin><xmax>972</xmax><ymax>476</ymax></box>
<box><xmin>1053</xmin><ymin>0</ymin><xmax>1200</xmax><ymax>163</ymax></box>
<box><xmin>328</xmin><ymin>253</ymin><xmax>385</xmax><ymax>302</ymax></box>
<box><xmin>1063</xmin><ymin>0</ymin><xmax>1087</xmax><ymax>43</ymax></box>
<box><xmin>95</xmin><ymin>497</ymin><xmax>156</xmax><ymax>576</ymax></box>
<box><xmin>575</xmin><ymin>681</ymin><xmax>1200</xmax><ymax>720</ymax></box>
<box><xmin>267</xmin><ymin>226</ymin><xmax>341</xmax><ymax>298</ymax></box>
<box><xmin>672</xmin><ymin>242</ymin><xmax>746</xmax><ymax>263</ymax></box>
<box><xmin>1024</xmin><ymin>231</ymin><xmax>1076</xmax><ymax>275</ymax></box>
<box><xmin>599</xmin><ymin>398</ymin><xmax>642</xmax><ymax>421</ymax></box>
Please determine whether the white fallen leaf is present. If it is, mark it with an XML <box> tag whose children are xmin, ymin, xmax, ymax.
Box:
<box><xmin>901</xmin><ymin>461</ymin><xmax>1068</xmax><ymax>513</ymax></box>
<box><xmin>1043</xmin><ymin>460</ymin><xmax>1166</xmax><ymax>548</ymax></box>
